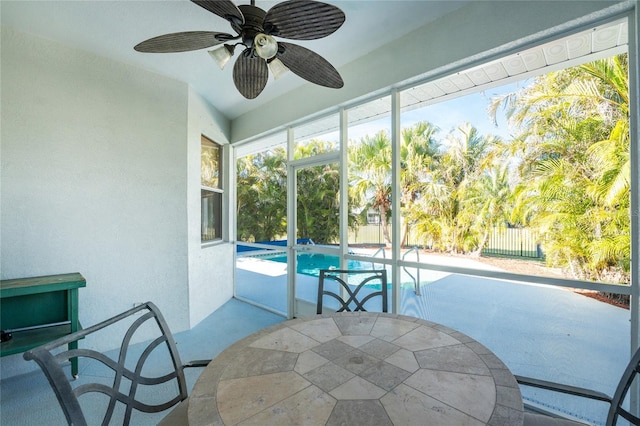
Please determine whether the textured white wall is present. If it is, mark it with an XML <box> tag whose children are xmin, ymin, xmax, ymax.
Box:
<box><xmin>186</xmin><ymin>88</ymin><xmax>234</xmax><ymax>326</ymax></box>
<box><xmin>0</xmin><ymin>29</ymin><xmax>230</xmax><ymax>376</ymax></box>
<box><xmin>231</xmin><ymin>0</ymin><xmax>626</xmax><ymax>142</ymax></box>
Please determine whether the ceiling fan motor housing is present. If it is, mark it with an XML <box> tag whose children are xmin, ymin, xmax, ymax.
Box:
<box><xmin>236</xmin><ymin>5</ymin><xmax>267</xmax><ymax>49</ymax></box>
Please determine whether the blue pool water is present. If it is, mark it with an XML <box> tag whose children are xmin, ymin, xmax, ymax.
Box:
<box><xmin>263</xmin><ymin>253</ymin><xmax>374</xmax><ymax>277</ymax></box>
<box><xmin>260</xmin><ymin>253</ymin><xmax>424</xmax><ymax>291</ymax></box>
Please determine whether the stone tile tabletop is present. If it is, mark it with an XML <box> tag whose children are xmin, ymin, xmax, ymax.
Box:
<box><xmin>188</xmin><ymin>312</ymin><xmax>523</xmax><ymax>425</ymax></box>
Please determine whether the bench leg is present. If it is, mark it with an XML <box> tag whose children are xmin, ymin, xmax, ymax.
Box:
<box><xmin>69</xmin><ymin>341</ymin><xmax>79</xmax><ymax>378</ymax></box>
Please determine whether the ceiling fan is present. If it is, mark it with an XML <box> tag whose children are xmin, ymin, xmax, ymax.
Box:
<box><xmin>134</xmin><ymin>0</ymin><xmax>345</xmax><ymax>99</ymax></box>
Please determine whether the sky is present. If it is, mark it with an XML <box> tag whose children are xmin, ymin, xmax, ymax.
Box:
<box><xmin>403</xmin><ymin>85</ymin><xmax>518</xmax><ymax>140</ymax></box>
<box><xmin>344</xmin><ymin>80</ymin><xmax>529</xmax><ymax>144</ymax></box>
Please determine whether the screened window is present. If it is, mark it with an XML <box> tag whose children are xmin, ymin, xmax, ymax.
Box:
<box><xmin>201</xmin><ymin>135</ymin><xmax>222</xmax><ymax>242</ymax></box>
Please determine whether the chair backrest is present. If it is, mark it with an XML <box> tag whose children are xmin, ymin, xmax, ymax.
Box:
<box><xmin>23</xmin><ymin>302</ymin><xmax>188</xmax><ymax>426</ymax></box>
<box><xmin>607</xmin><ymin>345</ymin><xmax>640</xmax><ymax>426</ymax></box>
<box><xmin>317</xmin><ymin>269</ymin><xmax>388</xmax><ymax>314</ymax></box>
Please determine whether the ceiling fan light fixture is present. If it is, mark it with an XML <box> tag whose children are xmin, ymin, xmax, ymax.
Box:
<box><xmin>208</xmin><ymin>44</ymin><xmax>235</xmax><ymax>69</ymax></box>
<box><xmin>254</xmin><ymin>33</ymin><xmax>278</xmax><ymax>60</ymax></box>
<box><xmin>268</xmin><ymin>58</ymin><xmax>289</xmax><ymax>80</ymax></box>
<box><xmin>136</xmin><ymin>0</ymin><xmax>346</xmax><ymax>99</ymax></box>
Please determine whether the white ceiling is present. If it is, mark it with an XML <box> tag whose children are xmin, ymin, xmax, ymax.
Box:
<box><xmin>0</xmin><ymin>0</ymin><xmax>470</xmax><ymax>120</ymax></box>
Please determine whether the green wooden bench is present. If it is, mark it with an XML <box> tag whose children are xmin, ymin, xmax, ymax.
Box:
<box><xmin>1</xmin><ymin>273</ymin><xmax>85</xmax><ymax>377</ymax></box>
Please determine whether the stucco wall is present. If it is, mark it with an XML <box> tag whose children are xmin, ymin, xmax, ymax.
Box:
<box><xmin>187</xmin><ymin>88</ymin><xmax>234</xmax><ymax>326</ymax></box>
<box><xmin>0</xmin><ymin>29</ymin><xmax>230</xmax><ymax>376</ymax></box>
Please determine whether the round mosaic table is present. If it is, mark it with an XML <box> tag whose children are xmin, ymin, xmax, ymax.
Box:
<box><xmin>188</xmin><ymin>312</ymin><xmax>523</xmax><ymax>425</ymax></box>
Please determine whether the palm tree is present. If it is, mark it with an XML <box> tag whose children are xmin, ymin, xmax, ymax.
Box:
<box><xmin>399</xmin><ymin>122</ymin><xmax>440</xmax><ymax>247</ymax></box>
<box><xmin>296</xmin><ymin>140</ymin><xmax>341</xmax><ymax>243</ymax></box>
<box><xmin>463</xmin><ymin>164</ymin><xmax>513</xmax><ymax>256</ymax></box>
<box><xmin>490</xmin><ymin>54</ymin><xmax>630</xmax><ymax>282</ymax></box>
<box><xmin>348</xmin><ymin>123</ymin><xmax>444</xmax><ymax>248</ymax></box>
<box><xmin>348</xmin><ymin>131</ymin><xmax>393</xmax><ymax>246</ymax></box>
<box><xmin>236</xmin><ymin>148</ymin><xmax>288</xmax><ymax>242</ymax></box>
<box><xmin>435</xmin><ymin>123</ymin><xmax>496</xmax><ymax>253</ymax></box>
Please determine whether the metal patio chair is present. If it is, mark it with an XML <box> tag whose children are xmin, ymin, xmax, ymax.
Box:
<box><xmin>23</xmin><ymin>301</ymin><xmax>209</xmax><ymax>426</ymax></box>
<box><xmin>516</xmin><ymin>345</ymin><xmax>640</xmax><ymax>426</ymax></box>
<box><xmin>317</xmin><ymin>269</ymin><xmax>388</xmax><ymax>314</ymax></box>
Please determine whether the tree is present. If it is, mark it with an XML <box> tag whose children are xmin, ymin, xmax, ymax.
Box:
<box><xmin>236</xmin><ymin>140</ymin><xmax>344</xmax><ymax>244</ymax></box>
<box><xmin>463</xmin><ymin>164</ymin><xmax>513</xmax><ymax>256</ymax></box>
<box><xmin>295</xmin><ymin>140</ymin><xmax>341</xmax><ymax>244</ymax></box>
<box><xmin>438</xmin><ymin>123</ymin><xmax>495</xmax><ymax>252</ymax></box>
<box><xmin>410</xmin><ymin>123</ymin><xmax>502</xmax><ymax>254</ymax></box>
<box><xmin>490</xmin><ymin>54</ymin><xmax>630</xmax><ymax>282</ymax></box>
<box><xmin>399</xmin><ymin>122</ymin><xmax>440</xmax><ymax>247</ymax></box>
<box><xmin>348</xmin><ymin>131</ymin><xmax>393</xmax><ymax>246</ymax></box>
<box><xmin>236</xmin><ymin>148</ymin><xmax>287</xmax><ymax>242</ymax></box>
<box><xmin>350</xmin><ymin>122</ymin><xmax>505</xmax><ymax>253</ymax></box>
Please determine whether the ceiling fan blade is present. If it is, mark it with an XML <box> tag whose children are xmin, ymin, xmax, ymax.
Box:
<box><xmin>277</xmin><ymin>42</ymin><xmax>343</xmax><ymax>88</ymax></box>
<box><xmin>233</xmin><ymin>51</ymin><xmax>269</xmax><ymax>99</ymax></box>
<box><xmin>134</xmin><ymin>31</ymin><xmax>232</xmax><ymax>53</ymax></box>
<box><xmin>264</xmin><ymin>0</ymin><xmax>345</xmax><ymax>40</ymax></box>
<box><xmin>191</xmin><ymin>0</ymin><xmax>244</xmax><ymax>27</ymax></box>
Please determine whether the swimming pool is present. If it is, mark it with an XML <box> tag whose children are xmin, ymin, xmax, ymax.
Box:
<box><xmin>256</xmin><ymin>252</ymin><xmax>432</xmax><ymax>289</ymax></box>
<box><xmin>254</xmin><ymin>252</ymin><xmax>425</xmax><ymax>292</ymax></box>
<box><xmin>262</xmin><ymin>253</ymin><xmax>374</xmax><ymax>277</ymax></box>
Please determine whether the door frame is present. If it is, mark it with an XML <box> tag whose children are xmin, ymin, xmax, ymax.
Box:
<box><xmin>287</xmin><ymin>151</ymin><xmax>342</xmax><ymax>318</ymax></box>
